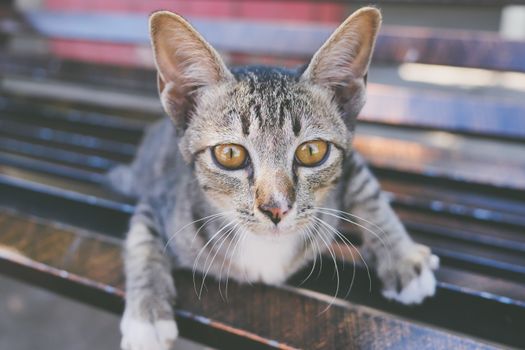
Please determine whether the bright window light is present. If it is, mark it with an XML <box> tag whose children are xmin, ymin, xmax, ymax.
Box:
<box><xmin>398</xmin><ymin>63</ymin><xmax>525</xmax><ymax>92</ymax></box>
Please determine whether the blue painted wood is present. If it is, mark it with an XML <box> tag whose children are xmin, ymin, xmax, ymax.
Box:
<box><xmin>363</xmin><ymin>84</ymin><xmax>525</xmax><ymax>140</ymax></box>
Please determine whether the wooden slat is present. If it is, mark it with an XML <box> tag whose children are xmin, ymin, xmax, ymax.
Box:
<box><xmin>4</xmin><ymin>54</ymin><xmax>525</xmax><ymax>142</ymax></box>
<box><xmin>0</xmin><ymin>164</ymin><xmax>133</xmax><ymax>236</ymax></box>
<box><xmin>0</xmin><ymin>160</ymin><xmax>523</xmax><ymax>344</ymax></box>
<box><xmin>3</xmin><ymin>88</ymin><xmax>525</xmax><ymax>191</ymax></box>
<box><xmin>362</xmin><ymin>84</ymin><xmax>525</xmax><ymax>141</ymax></box>
<box><xmin>2</xmin><ymin>93</ymin><xmax>524</xmax><ymax>226</ymax></box>
<box><xmin>0</xmin><ymin>126</ymin><xmax>520</xmax><ymax>348</ymax></box>
<box><xmin>355</xmin><ymin>129</ymin><xmax>525</xmax><ymax>191</ymax></box>
<box><xmin>374</xmin><ymin>26</ymin><xmax>525</xmax><ymax>72</ymax></box>
<box><xmin>290</xmin><ymin>259</ymin><xmax>525</xmax><ymax>348</ymax></box>
<box><xmin>396</xmin><ymin>209</ymin><xmax>525</xmax><ymax>248</ymax></box>
<box><xmin>1</xmin><ymin>7</ymin><xmax>524</xmax><ymax>347</ymax></box>
<box><xmin>0</xmin><ymin>208</ymin><xmax>501</xmax><ymax>350</ymax></box>
<box><xmin>7</xmin><ymin>11</ymin><xmax>524</xmax><ymax>72</ymax></box>
<box><xmin>0</xmin><ymin>138</ymin><xmax>118</xmax><ymax>171</ymax></box>
<box><xmin>0</xmin><ymin>118</ymin><xmax>137</xmax><ymax>157</ymax></box>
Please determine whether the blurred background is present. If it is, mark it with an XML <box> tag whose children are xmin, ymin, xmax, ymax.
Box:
<box><xmin>1</xmin><ymin>0</ymin><xmax>524</xmax><ymax>349</ymax></box>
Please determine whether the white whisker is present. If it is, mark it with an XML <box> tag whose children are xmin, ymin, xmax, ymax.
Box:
<box><xmin>315</xmin><ymin>207</ymin><xmax>388</xmax><ymax>239</ymax></box>
<box><xmin>314</xmin><ymin>208</ymin><xmax>392</xmax><ymax>266</ymax></box>
<box><xmin>314</xmin><ymin>216</ymin><xmax>371</xmax><ymax>295</ymax></box>
<box><xmin>298</xmin><ymin>224</ymin><xmax>319</xmax><ymax>285</ymax></box>
<box><xmin>192</xmin><ymin>220</ymin><xmax>237</xmax><ymax>298</ymax></box>
<box><xmin>311</xmin><ymin>219</ymin><xmax>340</xmax><ymax>313</ymax></box>
<box><xmin>218</xmin><ymin>223</ymin><xmax>243</xmax><ymax>300</ymax></box>
<box><xmin>191</xmin><ymin>213</ymin><xmax>231</xmax><ymax>243</ymax></box>
<box><xmin>164</xmin><ymin>211</ymin><xmax>230</xmax><ymax>252</ymax></box>
<box><xmin>199</xmin><ymin>221</ymin><xmax>240</xmax><ymax>299</ymax></box>
<box><xmin>225</xmin><ymin>227</ymin><xmax>247</xmax><ymax>299</ymax></box>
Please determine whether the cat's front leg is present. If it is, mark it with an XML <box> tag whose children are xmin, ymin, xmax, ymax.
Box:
<box><xmin>342</xmin><ymin>153</ymin><xmax>439</xmax><ymax>304</ymax></box>
<box><xmin>121</xmin><ymin>220</ymin><xmax>178</xmax><ymax>350</ymax></box>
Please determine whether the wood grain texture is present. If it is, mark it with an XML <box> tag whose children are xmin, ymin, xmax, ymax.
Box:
<box><xmin>0</xmin><ymin>207</ymin><xmax>498</xmax><ymax>349</ymax></box>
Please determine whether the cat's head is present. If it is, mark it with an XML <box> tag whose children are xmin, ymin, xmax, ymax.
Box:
<box><xmin>150</xmin><ymin>8</ymin><xmax>381</xmax><ymax>235</ymax></box>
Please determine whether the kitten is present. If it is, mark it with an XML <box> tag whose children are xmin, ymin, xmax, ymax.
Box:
<box><xmin>110</xmin><ymin>7</ymin><xmax>439</xmax><ymax>350</ymax></box>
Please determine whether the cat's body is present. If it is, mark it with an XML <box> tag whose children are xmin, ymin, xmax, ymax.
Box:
<box><xmin>114</xmin><ymin>9</ymin><xmax>439</xmax><ymax>350</ymax></box>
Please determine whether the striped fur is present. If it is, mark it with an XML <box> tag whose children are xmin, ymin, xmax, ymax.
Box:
<box><xmin>113</xmin><ymin>8</ymin><xmax>438</xmax><ymax>350</ymax></box>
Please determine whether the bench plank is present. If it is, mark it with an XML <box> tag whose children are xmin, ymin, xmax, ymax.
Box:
<box><xmin>1</xmin><ymin>6</ymin><xmax>524</xmax><ymax>348</ymax></box>
<box><xmin>16</xmin><ymin>11</ymin><xmax>525</xmax><ymax>72</ymax></box>
<box><xmin>3</xmin><ymin>53</ymin><xmax>525</xmax><ymax>142</ymax></box>
<box><xmin>1</xmin><ymin>160</ymin><xmax>524</xmax><ymax>347</ymax></box>
<box><xmin>0</xmin><ymin>208</ymin><xmax>500</xmax><ymax>350</ymax></box>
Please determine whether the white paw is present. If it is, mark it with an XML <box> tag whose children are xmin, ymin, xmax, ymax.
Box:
<box><xmin>120</xmin><ymin>313</ymin><xmax>178</xmax><ymax>350</ymax></box>
<box><xmin>382</xmin><ymin>264</ymin><xmax>437</xmax><ymax>304</ymax></box>
<box><xmin>379</xmin><ymin>244</ymin><xmax>440</xmax><ymax>305</ymax></box>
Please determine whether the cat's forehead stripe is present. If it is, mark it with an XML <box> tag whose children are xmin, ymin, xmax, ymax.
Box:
<box><xmin>232</xmin><ymin>66</ymin><xmax>303</xmax><ymax>136</ymax></box>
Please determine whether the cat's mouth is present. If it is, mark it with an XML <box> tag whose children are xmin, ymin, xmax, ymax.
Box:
<box><xmin>251</xmin><ymin>218</ymin><xmax>310</xmax><ymax>237</ymax></box>
<box><xmin>268</xmin><ymin>225</ymin><xmax>289</xmax><ymax>235</ymax></box>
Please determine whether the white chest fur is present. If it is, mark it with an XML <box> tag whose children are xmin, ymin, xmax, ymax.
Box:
<box><xmin>234</xmin><ymin>233</ymin><xmax>301</xmax><ymax>285</ymax></box>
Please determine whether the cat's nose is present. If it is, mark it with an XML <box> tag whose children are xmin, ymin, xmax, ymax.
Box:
<box><xmin>258</xmin><ymin>203</ymin><xmax>291</xmax><ymax>225</ymax></box>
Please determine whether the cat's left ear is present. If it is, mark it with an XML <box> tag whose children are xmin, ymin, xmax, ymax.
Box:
<box><xmin>301</xmin><ymin>7</ymin><xmax>381</xmax><ymax>128</ymax></box>
<box><xmin>150</xmin><ymin>11</ymin><xmax>234</xmax><ymax>129</ymax></box>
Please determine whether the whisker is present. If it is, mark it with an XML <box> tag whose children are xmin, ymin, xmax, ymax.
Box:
<box><xmin>195</xmin><ymin>224</ymin><xmax>232</xmax><ymax>298</ymax></box>
<box><xmin>314</xmin><ymin>208</ymin><xmax>392</xmax><ymax>266</ymax></box>
<box><xmin>218</xmin><ymin>223</ymin><xmax>243</xmax><ymax>300</ymax></box>
<box><xmin>313</xmin><ymin>217</ymin><xmax>353</xmax><ymax>281</ymax></box>
<box><xmin>311</xmin><ymin>220</ymin><xmax>340</xmax><ymax>314</ymax></box>
<box><xmin>298</xmin><ymin>224</ymin><xmax>319</xmax><ymax>285</ymax></box>
<box><xmin>308</xmin><ymin>222</ymin><xmax>325</xmax><ymax>279</ymax></box>
<box><xmin>192</xmin><ymin>220</ymin><xmax>237</xmax><ymax>298</ymax></box>
<box><xmin>225</xmin><ymin>227</ymin><xmax>247</xmax><ymax>299</ymax></box>
<box><xmin>164</xmin><ymin>211</ymin><xmax>230</xmax><ymax>252</ymax></box>
<box><xmin>315</xmin><ymin>214</ymin><xmax>373</xmax><ymax>293</ymax></box>
<box><xmin>199</xmin><ymin>221</ymin><xmax>241</xmax><ymax>300</ymax></box>
<box><xmin>191</xmin><ymin>214</ymin><xmax>230</xmax><ymax>244</ymax></box>
<box><xmin>315</xmin><ymin>207</ymin><xmax>388</xmax><ymax>239</ymax></box>
<box><xmin>239</xmin><ymin>232</ymin><xmax>254</xmax><ymax>286</ymax></box>
<box><xmin>314</xmin><ymin>216</ymin><xmax>368</xmax><ymax>297</ymax></box>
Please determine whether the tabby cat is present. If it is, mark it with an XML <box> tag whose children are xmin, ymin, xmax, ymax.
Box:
<box><xmin>110</xmin><ymin>7</ymin><xmax>439</xmax><ymax>350</ymax></box>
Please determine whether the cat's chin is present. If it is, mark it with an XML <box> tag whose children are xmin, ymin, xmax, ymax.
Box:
<box><xmin>249</xmin><ymin>223</ymin><xmax>305</xmax><ymax>238</ymax></box>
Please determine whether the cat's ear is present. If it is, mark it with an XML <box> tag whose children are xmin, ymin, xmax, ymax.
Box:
<box><xmin>150</xmin><ymin>11</ymin><xmax>233</xmax><ymax>128</ymax></box>
<box><xmin>301</xmin><ymin>7</ymin><xmax>381</xmax><ymax>128</ymax></box>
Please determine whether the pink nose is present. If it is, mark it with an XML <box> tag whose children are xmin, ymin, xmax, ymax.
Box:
<box><xmin>258</xmin><ymin>204</ymin><xmax>290</xmax><ymax>225</ymax></box>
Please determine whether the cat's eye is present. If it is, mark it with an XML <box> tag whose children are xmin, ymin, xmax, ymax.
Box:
<box><xmin>213</xmin><ymin>144</ymin><xmax>248</xmax><ymax>170</ymax></box>
<box><xmin>295</xmin><ymin>140</ymin><xmax>329</xmax><ymax>167</ymax></box>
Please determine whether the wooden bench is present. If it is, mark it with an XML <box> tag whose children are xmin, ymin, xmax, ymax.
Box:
<box><xmin>1</xmin><ymin>1</ymin><xmax>524</xmax><ymax>348</ymax></box>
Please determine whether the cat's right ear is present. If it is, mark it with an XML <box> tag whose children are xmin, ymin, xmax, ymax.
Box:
<box><xmin>149</xmin><ymin>11</ymin><xmax>233</xmax><ymax>129</ymax></box>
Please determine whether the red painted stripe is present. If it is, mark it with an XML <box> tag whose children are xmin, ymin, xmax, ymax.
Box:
<box><xmin>48</xmin><ymin>39</ymin><xmax>307</xmax><ymax>68</ymax></box>
<box><xmin>44</xmin><ymin>0</ymin><xmax>346</xmax><ymax>23</ymax></box>
<box><xmin>49</xmin><ymin>39</ymin><xmax>154</xmax><ymax>67</ymax></box>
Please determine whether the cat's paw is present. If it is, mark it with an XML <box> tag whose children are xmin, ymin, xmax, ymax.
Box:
<box><xmin>379</xmin><ymin>243</ymin><xmax>439</xmax><ymax>305</ymax></box>
<box><xmin>120</xmin><ymin>302</ymin><xmax>178</xmax><ymax>350</ymax></box>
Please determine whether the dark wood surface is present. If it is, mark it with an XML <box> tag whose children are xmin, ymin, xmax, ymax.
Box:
<box><xmin>1</xmin><ymin>2</ymin><xmax>524</xmax><ymax>349</ymax></box>
<box><xmin>0</xmin><ymin>208</ymin><xmax>500</xmax><ymax>350</ymax></box>
<box><xmin>3</xmin><ymin>53</ymin><xmax>525</xmax><ymax>143</ymax></box>
<box><xmin>3</xmin><ymin>4</ymin><xmax>525</xmax><ymax>142</ymax></box>
<box><xmin>0</xmin><ymin>91</ymin><xmax>524</xmax><ymax>347</ymax></box>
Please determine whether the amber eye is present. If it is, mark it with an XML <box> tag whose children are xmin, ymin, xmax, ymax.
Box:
<box><xmin>213</xmin><ymin>144</ymin><xmax>248</xmax><ymax>170</ymax></box>
<box><xmin>295</xmin><ymin>140</ymin><xmax>329</xmax><ymax>167</ymax></box>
